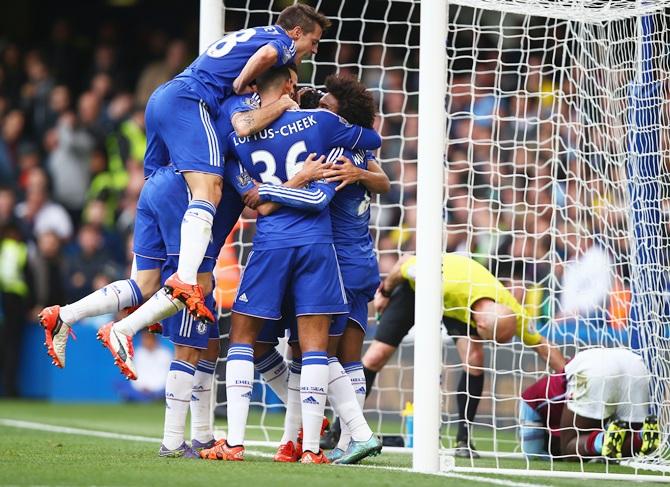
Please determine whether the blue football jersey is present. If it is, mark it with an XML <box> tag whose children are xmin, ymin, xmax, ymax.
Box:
<box><xmin>329</xmin><ymin>148</ymin><xmax>375</xmax><ymax>256</ymax></box>
<box><xmin>228</xmin><ymin>109</ymin><xmax>382</xmax><ymax>251</ymax></box>
<box><xmin>175</xmin><ymin>25</ymin><xmax>296</xmax><ymax>115</ymax></box>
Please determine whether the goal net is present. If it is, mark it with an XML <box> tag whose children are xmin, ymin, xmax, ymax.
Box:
<box><xmin>211</xmin><ymin>0</ymin><xmax>670</xmax><ymax>479</ymax></box>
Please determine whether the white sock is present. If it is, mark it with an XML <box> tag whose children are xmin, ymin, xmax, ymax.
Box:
<box><xmin>177</xmin><ymin>199</ymin><xmax>215</xmax><ymax>284</ymax></box>
<box><xmin>337</xmin><ymin>361</ymin><xmax>368</xmax><ymax>450</ymax></box>
<box><xmin>255</xmin><ymin>348</ymin><xmax>288</xmax><ymax>404</ymax></box>
<box><xmin>190</xmin><ymin>359</ymin><xmax>216</xmax><ymax>443</ymax></box>
<box><xmin>225</xmin><ymin>343</ymin><xmax>254</xmax><ymax>447</ymax></box>
<box><xmin>113</xmin><ymin>288</ymin><xmax>183</xmax><ymax>337</ymax></box>
<box><xmin>280</xmin><ymin>360</ymin><xmax>302</xmax><ymax>445</ymax></box>
<box><xmin>59</xmin><ymin>279</ymin><xmax>142</xmax><ymax>325</ymax></box>
<box><xmin>300</xmin><ymin>352</ymin><xmax>329</xmax><ymax>454</ymax></box>
<box><xmin>327</xmin><ymin>357</ymin><xmax>372</xmax><ymax>444</ymax></box>
<box><xmin>163</xmin><ymin>360</ymin><xmax>196</xmax><ymax>450</ymax></box>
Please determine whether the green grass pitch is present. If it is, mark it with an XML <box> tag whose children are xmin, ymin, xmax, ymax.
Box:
<box><xmin>0</xmin><ymin>400</ymin><xmax>665</xmax><ymax>486</ymax></box>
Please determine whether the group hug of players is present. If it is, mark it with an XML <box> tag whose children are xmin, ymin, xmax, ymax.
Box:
<box><xmin>36</xmin><ymin>3</ymin><xmax>660</xmax><ymax>465</ymax></box>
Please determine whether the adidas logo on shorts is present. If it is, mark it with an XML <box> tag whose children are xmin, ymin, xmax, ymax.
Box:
<box><xmin>241</xmin><ymin>391</ymin><xmax>252</xmax><ymax>399</ymax></box>
<box><xmin>238</xmin><ymin>293</ymin><xmax>248</xmax><ymax>303</ymax></box>
<box><xmin>302</xmin><ymin>396</ymin><xmax>319</xmax><ymax>405</ymax></box>
<box><xmin>355</xmin><ymin>386</ymin><xmax>366</xmax><ymax>394</ymax></box>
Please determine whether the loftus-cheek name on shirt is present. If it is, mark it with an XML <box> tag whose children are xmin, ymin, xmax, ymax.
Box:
<box><xmin>232</xmin><ymin>115</ymin><xmax>318</xmax><ymax>145</ymax></box>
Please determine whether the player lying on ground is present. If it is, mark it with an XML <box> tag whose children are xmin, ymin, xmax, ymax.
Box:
<box><xmin>520</xmin><ymin>347</ymin><xmax>660</xmax><ymax>460</ymax></box>
<box><xmin>199</xmin><ymin>65</ymin><xmax>382</xmax><ymax>464</ymax></box>
<box><xmin>363</xmin><ymin>252</ymin><xmax>566</xmax><ymax>458</ymax></box>
<box><xmin>142</xmin><ymin>4</ymin><xmax>329</xmax><ymax>322</ymax></box>
<box><xmin>37</xmin><ymin>91</ymin><xmax>297</xmax><ymax>369</ymax></box>
<box><xmin>248</xmin><ymin>75</ymin><xmax>389</xmax><ymax>464</ymax></box>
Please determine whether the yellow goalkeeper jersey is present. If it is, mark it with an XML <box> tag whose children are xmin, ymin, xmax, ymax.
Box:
<box><xmin>400</xmin><ymin>253</ymin><xmax>542</xmax><ymax>346</ymax></box>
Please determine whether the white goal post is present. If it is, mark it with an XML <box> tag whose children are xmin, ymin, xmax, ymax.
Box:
<box><xmin>203</xmin><ymin>0</ymin><xmax>670</xmax><ymax>481</ymax></box>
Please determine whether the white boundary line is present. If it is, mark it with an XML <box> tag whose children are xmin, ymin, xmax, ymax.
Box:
<box><xmin>1</xmin><ymin>418</ymin><xmax>542</xmax><ymax>486</ymax></box>
<box><xmin>5</xmin><ymin>418</ymin><xmax>670</xmax><ymax>485</ymax></box>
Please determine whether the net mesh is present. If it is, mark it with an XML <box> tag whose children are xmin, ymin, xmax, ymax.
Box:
<box><xmin>212</xmin><ymin>0</ymin><xmax>670</xmax><ymax>475</ymax></box>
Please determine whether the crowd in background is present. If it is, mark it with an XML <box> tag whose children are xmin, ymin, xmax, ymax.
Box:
<box><xmin>0</xmin><ymin>19</ymin><xmax>191</xmax><ymax>395</ymax></box>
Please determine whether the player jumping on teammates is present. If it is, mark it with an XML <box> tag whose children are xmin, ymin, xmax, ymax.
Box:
<box><xmin>37</xmin><ymin>88</ymin><xmax>297</xmax><ymax>369</ymax></box>
<box><xmin>520</xmin><ymin>347</ymin><xmax>659</xmax><ymax>460</ymax></box>
<box><xmin>199</xmin><ymin>65</ymin><xmax>382</xmax><ymax>464</ymax></box>
<box><xmin>363</xmin><ymin>253</ymin><xmax>566</xmax><ymax>458</ymax></box>
<box><xmin>141</xmin><ymin>4</ymin><xmax>330</xmax><ymax>324</ymax></box>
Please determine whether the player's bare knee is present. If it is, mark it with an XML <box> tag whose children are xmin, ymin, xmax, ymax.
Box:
<box><xmin>135</xmin><ymin>268</ymin><xmax>161</xmax><ymax>300</ymax></box>
<box><xmin>254</xmin><ymin>341</ymin><xmax>274</xmax><ymax>359</ymax></box>
<box><xmin>197</xmin><ymin>272</ymin><xmax>214</xmax><ymax>295</ymax></box>
<box><xmin>174</xmin><ymin>344</ymin><xmax>201</xmax><ymax>366</ymax></box>
<box><xmin>230</xmin><ymin>312</ymin><xmax>262</xmax><ymax>345</ymax></box>
<box><xmin>202</xmin><ymin>339</ymin><xmax>220</xmax><ymax>362</ymax></box>
<box><xmin>327</xmin><ymin>336</ymin><xmax>340</xmax><ymax>357</ymax></box>
<box><xmin>467</xmin><ymin>344</ymin><xmax>485</xmax><ymax>375</ymax></box>
<box><xmin>184</xmin><ymin>172</ymin><xmax>223</xmax><ymax>206</ymax></box>
<box><xmin>362</xmin><ymin>341</ymin><xmax>394</xmax><ymax>371</ymax></box>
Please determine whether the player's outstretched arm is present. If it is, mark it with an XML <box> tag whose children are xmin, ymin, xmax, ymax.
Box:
<box><xmin>376</xmin><ymin>255</ymin><xmax>412</xmax><ymax>314</ymax></box>
<box><xmin>258</xmin><ymin>179</ymin><xmax>335</xmax><ymax>213</ymax></box>
<box><xmin>533</xmin><ymin>336</ymin><xmax>566</xmax><ymax>372</ymax></box>
<box><xmin>231</xmin><ymin>94</ymin><xmax>298</xmax><ymax>137</ymax></box>
<box><xmin>233</xmin><ymin>45</ymin><xmax>279</xmax><ymax>95</ymax></box>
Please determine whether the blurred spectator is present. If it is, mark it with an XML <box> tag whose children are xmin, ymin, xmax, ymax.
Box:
<box><xmin>28</xmin><ymin>230</ymin><xmax>66</xmax><ymax>316</ymax></box>
<box><xmin>117</xmin><ymin>331</ymin><xmax>171</xmax><ymax>402</ymax></box>
<box><xmin>0</xmin><ymin>109</ymin><xmax>26</xmax><ymax>183</ymax></box>
<box><xmin>21</xmin><ymin>50</ymin><xmax>55</xmax><ymax>141</ymax></box>
<box><xmin>15</xmin><ymin>167</ymin><xmax>72</xmax><ymax>241</ymax></box>
<box><xmin>64</xmin><ymin>223</ymin><xmax>120</xmax><ymax>302</ymax></box>
<box><xmin>1</xmin><ymin>43</ymin><xmax>24</xmax><ymax>103</ymax></box>
<box><xmin>47</xmin><ymin>92</ymin><xmax>102</xmax><ymax>220</ymax></box>
<box><xmin>0</xmin><ymin>185</ymin><xmax>15</xmax><ymax>227</ymax></box>
<box><xmin>134</xmin><ymin>39</ymin><xmax>189</xmax><ymax>107</ymax></box>
<box><xmin>0</xmin><ymin>219</ymin><xmax>31</xmax><ymax>397</ymax></box>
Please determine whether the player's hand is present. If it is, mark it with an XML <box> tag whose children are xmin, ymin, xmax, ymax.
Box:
<box><xmin>301</xmin><ymin>153</ymin><xmax>330</xmax><ymax>181</ymax></box>
<box><xmin>374</xmin><ymin>291</ymin><xmax>390</xmax><ymax>315</ymax></box>
<box><xmin>324</xmin><ymin>156</ymin><xmax>362</xmax><ymax>190</ymax></box>
<box><xmin>242</xmin><ymin>183</ymin><xmax>262</xmax><ymax>209</ymax></box>
<box><xmin>233</xmin><ymin>80</ymin><xmax>256</xmax><ymax>95</ymax></box>
<box><xmin>279</xmin><ymin>93</ymin><xmax>299</xmax><ymax>111</ymax></box>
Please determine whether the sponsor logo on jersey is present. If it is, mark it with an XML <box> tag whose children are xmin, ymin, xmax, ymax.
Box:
<box><xmin>282</xmin><ymin>45</ymin><xmax>293</xmax><ymax>63</ymax></box>
<box><xmin>243</xmin><ymin>95</ymin><xmax>260</xmax><ymax>110</ymax></box>
<box><xmin>237</xmin><ymin>170</ymin><xmax>253</xmax><ymax>187</ymax></box>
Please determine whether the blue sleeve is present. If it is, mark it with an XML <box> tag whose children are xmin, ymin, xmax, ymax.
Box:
<box><xmin>224</xmin><ymin>159</ymin><xmax>256</xmax><ymax>195</ymax></box>
<box><xmin>221</xmin><ymin>94</ymin><xmax>259</xmax><ymax>118</ymax></box>
<box><xmin>319</xmin><ymin>111</ymin><xmax>382</xmax><ymax>150</ymax></box>
<box><xmin>257</xmin><ymin>180</ymin><xmax>336</xmax><ymax>212</ymax></box>
<box><xmin>269</xmin><ymin>37</ymin><xmax>297</xmax><ymax>67</ymax></box>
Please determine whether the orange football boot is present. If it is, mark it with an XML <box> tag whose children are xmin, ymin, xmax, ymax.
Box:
<box><xmin>38</xmin><ymin>305</ymin><xmax>75</xmax><ymax>368</ymax></box>
<box><xmin>164</xmin><ymin>273</ymin><xmax>215</xmax><ymax>323</ymax></box>
<box><xmin>274</xmin><ymin>441</ymin><xmax>299</xmax><ymax>463</ymax></box>
<box><xmin>300</xmin><ymin>450</ymin><xmax>330</xmax><ymax>464</ymax></box>
<box><xmin>200</xmin><ymin>441</ymin><xmax>244</xmax><ymax>461</ymax></box>
<box><xmin>97</xmin><ymin>322</ymin><xmax>137</xmax><ymax>380</ymax></box>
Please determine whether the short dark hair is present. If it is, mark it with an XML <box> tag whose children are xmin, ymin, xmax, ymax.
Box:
<box><xmin>256</xmin><ymin>64</ymin><xmax>297</xmax><ymax>93</ymax></box>
<box><xmin>324</xmin><ymin>75</ymin><xmax>376</xmax><ymax>128</ymax></box>
<box><xmin>277</xmin><ymin>4</ymin><xmax>331</xmax><ymax>33</ymax></box>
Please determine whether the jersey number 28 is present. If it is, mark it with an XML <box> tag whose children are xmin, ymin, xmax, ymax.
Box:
<box><xmin>207</xmin><ymin>28</ymin><xmax>256</xmax><ymax>58</ymax></box>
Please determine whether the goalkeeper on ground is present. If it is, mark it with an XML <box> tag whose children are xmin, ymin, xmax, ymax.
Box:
<box><xmin>520</xmin><ymin>347</ymin><xmax>659</xmax><ymax>460</ymax></box>
<box><xmin>364</xmin><ymin>252</ymin><xmax>566</xmax><ymax>458</ymax></box>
